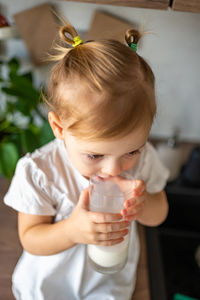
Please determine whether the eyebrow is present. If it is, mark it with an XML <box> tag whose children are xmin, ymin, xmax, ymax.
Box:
<box><xmin>84</xmin><ymin>142</ymin><xmax>146</xmax><ymax>156</ymax></box>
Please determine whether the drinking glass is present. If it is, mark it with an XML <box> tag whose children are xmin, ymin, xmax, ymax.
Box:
<box><xmin>87</xmin><ymin>173</ymin><xmax>134</xmax><ymax>274</ymax></box>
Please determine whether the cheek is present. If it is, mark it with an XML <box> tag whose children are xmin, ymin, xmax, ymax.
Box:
<box><xmin>68</xmin><ymin>154</ymin><xmax>99</xmax><ymax>176</ymax></box>
<box><xmin>66</xmin><ymin>150</ymin><xmax>83</xmax><ymax>171</ymax></box>
<box><xmin>122</xmin><ymin>156</ymin><xmax>140</xmax><ymax>170</ymax></box>
<box><xmin>77</xmin><ymin>163</ymin><xmax>100</xmax><ymax>178</ymax></box>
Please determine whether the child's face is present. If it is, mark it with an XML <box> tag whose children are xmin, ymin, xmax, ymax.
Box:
<box><xmin>63</xmin><ymin>125</ymin><xmax>149</xmax><ymax>179</ymax></box>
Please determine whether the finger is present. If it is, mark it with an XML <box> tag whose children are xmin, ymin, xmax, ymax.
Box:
<box><xmin>99</xmin><ymin>237</ymin><xmax>125</xmax><ymax>246</ymax></box>
<box><xmin>124</xmin><ymin>196</ymin><xmax>145</xmax><ymax>209</ymax></box>
<box><xmin>124</xmin><ymin>205</ymin><xmax>144</xmax><ymax>220</ymax></box>
<box><xmin>78</xmin><ymin>188</ymin><xmax>90</xmax><ymax>210</ymax></box>
<box><xmin>127</xmin><ymin>197</ymin><xmax>145</xmax><ymax>209</ymax></box>
<box><xmin>124</xmin><ymin>214</ymin><xmax>137</xmax><ymax>221</ymax></box>
<box><xmin>97</xmin><ymin>229</ymin><xmax>129</xmax><ymax>241</ymax></box>
<box><xmin>133</xmin><ymin>180</ymin><xmax>146</xmax><ymax>197</ymax></box>
<box><xmin>121</xmin><ymin>202</ymin><xmax>144</xmax><ymax>216</ymax></box>
<box><xmin>124</xmin><ymin>197</ymin><xmax>136</xmax><ymax>208</ymax></box>
<box><xmin>89</xmin><ymin>211</ymin><xmax>122</xmax><ymax>223</ymax></box>
<box><xmin>95</xmin><ymin>221</ymin><xmax>130</xmax><ymax>233</ymax></box>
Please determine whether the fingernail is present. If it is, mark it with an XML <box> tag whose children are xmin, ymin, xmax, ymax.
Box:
<box><xmin>124</xmin><ymin>229</ymin><xmax>129</xmax><ymax>235</ymax></box>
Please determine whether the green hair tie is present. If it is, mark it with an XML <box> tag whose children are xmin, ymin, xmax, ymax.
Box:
<box><xmin>130</xmin><ymin>43</ymin><xmax>137</xmax><ymax>52</ymax></box>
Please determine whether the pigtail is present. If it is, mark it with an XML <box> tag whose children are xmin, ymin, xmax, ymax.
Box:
<box><xmin>59</xmin><ymin>24</ymin><xmax>79</xmax><ymax>46</ymax></box>
<box><xmin>125</xmin><ymin>28</ymin><xmax>142</xmax><ymax>50</ymax></box>
<box><xmin>47</xmin><ymin>11</ymin><xmax>83</xmax><ymax>62</ymax></box>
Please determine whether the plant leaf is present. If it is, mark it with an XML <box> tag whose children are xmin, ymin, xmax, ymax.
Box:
<box><xmin>0</xmin><ymin>57</ymin><xmax>50</xmax><ymax>179</ymax></box>
<box><xmin>0</xmin><ymin>141</ymin><xmax>19</xmax><ymax>179</ymax></box>
<box><xmin>0</xmin><ymin>119</ymin><xmax>11</xmax><ymax>132</ymax></box>
<box><xmin>3</xmin><ymin>79</ymin><xmax>40</xmax><ymax>103</ymax></box>
<box><xmin>21</xmin><ymin>72</ymin><xmax>33</xmax><ymax>83</ymax></box>
<box><xmin>8</xmin><ymin>57</ymin><xmax>20</xmax><ymax>76</ymax></box>
<box><xmin>39</xmin><ymin>121</ymin><xmax>54</xmax><ymax>146</ymax></box>
<box><xmin>20</xmin><ymin>129</ymin><xmax>39</xmax><ymax>154</ymax></box>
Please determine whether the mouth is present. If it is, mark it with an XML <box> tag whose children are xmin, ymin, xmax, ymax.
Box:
<box><xmin>94</xmin><ymin>175</ymin><xmax>113</xmax><ymax>181</ymax></box>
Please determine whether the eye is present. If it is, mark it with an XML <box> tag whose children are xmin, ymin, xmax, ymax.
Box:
<box><xmin>87</xmin><ymin>154</ymin><xmax>104</xmax><ymax>160</ymax></box>
<box><xmin>125</xmin><ymin>149</ymin><xmax>140</xmax><ymax>158</ymax></box>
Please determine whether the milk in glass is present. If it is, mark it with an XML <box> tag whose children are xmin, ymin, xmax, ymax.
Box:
<box><xmin>87</xmin><ymin>175</ymin><xmax>132</xmax><ymax>274</ymax></box>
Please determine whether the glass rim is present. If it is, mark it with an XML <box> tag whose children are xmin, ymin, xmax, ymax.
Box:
<box><xmin>89</xmin><ymin>175</ymin><xmax>134</xmax><ymax>198</ymax></box>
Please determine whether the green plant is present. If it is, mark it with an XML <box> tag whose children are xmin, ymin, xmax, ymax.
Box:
<box><xmin>0</xmin><ymin>57</ymin><xmax>54</xmax><ymax>179</ymax></box>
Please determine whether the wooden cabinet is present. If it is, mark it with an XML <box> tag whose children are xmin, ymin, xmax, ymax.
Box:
<box><xmin>172</xmin><ymin>0</ymin><xmax>200</xmax><ymax>13</ymax></box>
<box><xmin>67</xmin><ymin>0</ymin><xmax>170</xmax><ymax>10</ymax></box>
<box><xmin>67</xmin><ymin>0</ymin><xmax>200</xmax><ymax>12</ymax></box>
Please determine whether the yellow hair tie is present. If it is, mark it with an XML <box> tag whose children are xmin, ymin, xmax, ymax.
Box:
<box><xmin>73</xmin><ymin>36</ymin><xmax>83</xmax><ymax>47</ymax></box>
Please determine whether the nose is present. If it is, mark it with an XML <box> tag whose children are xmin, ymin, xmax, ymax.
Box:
<box><xmin>101</xmin><ymin>159</ymin><xmax>122</xmax><ymax>177</ymax></box>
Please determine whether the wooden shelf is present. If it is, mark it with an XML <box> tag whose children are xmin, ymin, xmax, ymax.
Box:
<box><xmin>65</xmin><ymin>0</ymin><xmax>170</xmax><ymax>10</ymax></box>
<box><xmin>172</xmin><ymin>0</ymin><xmax>200</xmax><ymax>13</ymax></box>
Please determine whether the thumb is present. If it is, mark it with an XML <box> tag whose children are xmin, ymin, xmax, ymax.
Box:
<box><xmin>78</xmin><ymin>188</ymin><xmax>90</xmax><ymax>210</ymax></box>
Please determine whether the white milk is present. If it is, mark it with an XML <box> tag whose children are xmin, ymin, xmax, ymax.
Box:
<box><xmin>88</xmin><ymin>235</ymin><xmax>129</xmax><ymax>268</ymax></box>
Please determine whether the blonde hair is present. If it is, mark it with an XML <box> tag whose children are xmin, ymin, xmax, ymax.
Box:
<box><xmin>44</xmin><ymin>21</ymin><xmax>156</xmax><ymax>141</ymax></box>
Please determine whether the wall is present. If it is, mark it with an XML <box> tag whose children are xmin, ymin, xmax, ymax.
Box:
<box><xmin>1</xmin><ymin>0</ymin><xmax>200</xmax><ymax>142</ymax></box>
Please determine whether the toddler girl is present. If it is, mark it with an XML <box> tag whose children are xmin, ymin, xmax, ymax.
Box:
<box><xmin>4</xmin><ymin>21</ymin><xmax>169</xmax><ymax>300</ymax></box>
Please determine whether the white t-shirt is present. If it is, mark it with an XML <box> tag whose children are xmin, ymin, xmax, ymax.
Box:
<box><xmin>4</xmin><ymin>139</ymin><xmax>169</xmax><ymax>300</ymax></box>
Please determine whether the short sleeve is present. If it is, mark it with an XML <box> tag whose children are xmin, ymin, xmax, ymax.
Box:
<box><xmin>4</xmin><ymin>155</ymin><xmax>57</xmax><ymax>215</ymax></box>
<box><xmin>136</xmin><ymin>143</ymin><xmax>169</xmax><ymax>194</ymax></box>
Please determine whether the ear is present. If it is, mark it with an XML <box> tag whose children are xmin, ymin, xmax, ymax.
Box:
<box><xmin>48</xmin><ymin>111</ymin><xmax>64</xmax><ymax>140</ymax></box>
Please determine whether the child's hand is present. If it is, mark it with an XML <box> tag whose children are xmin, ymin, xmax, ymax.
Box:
<box><xmin>68</xmin><ymin>188</ymin><xmax>130</xmax><ymax>246</ymax></box>
<box><xmin>111</xmin><ymin>176</ymin><xmax>146</xmax><ymax>222</ymax></box>
<box><xmin>121</xmin><ymin>180</ymin><xmax>146</xmax><ymax>221</ymax></box>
